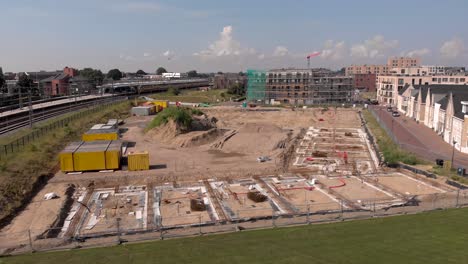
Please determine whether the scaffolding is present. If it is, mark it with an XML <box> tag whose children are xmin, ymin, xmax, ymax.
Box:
<box><xmin>246</xmin><ymin>69</ymin><xmax>266</xmax><ymax>102</ymax></box>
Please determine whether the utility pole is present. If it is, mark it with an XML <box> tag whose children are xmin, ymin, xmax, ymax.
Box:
<box><xmin>451</xmin><ymin>139</ymin><xmax>457</xmax><ymax>170</ymax></box>
<box><xmin>28</xmin><ymin>88</ymin><xmax>33</xmax><ymax>128</ymax></box>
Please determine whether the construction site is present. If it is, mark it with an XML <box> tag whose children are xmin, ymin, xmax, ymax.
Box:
<box><xmin>0</xmin><ymin>103</ymin><xmax>461</xmax><ymax>254</ymax></box>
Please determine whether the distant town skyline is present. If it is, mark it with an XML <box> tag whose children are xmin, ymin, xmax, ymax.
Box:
<box><xmin>0</xmin><ymin>0</ymin><xmax>467</xmax><ymax>73</ymax></box>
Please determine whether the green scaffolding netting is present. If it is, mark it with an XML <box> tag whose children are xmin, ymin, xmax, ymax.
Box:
<box><xmin>246</xmin><ymin>69</ymin><xmax>266</xmax><ymax>101</ymax></box>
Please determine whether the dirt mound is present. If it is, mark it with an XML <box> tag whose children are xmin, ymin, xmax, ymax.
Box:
<box><xmin>146</xmin><ymin>116</ymin><xmax>224</xmax><ymax>148</ymax></box>
<box><xmin>238</xmin><ymin>123</ymin><xmax>283</xmax><ymax>133</ymax></box>
<box><xmin>146</xmin><ymin>119</ymin><xmax>181</xmax><ymax>143</ymax></box>
<box><xmin>175</xmin><ymin>128</ymin><xmax>226</xmax><ymax>148</ymax></box>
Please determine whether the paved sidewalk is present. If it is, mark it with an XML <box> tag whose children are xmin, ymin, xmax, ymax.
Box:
<box><xmin>369</xmin><ymin>105</ymin><xmax>468</xmax><ymax>168</ymax></box>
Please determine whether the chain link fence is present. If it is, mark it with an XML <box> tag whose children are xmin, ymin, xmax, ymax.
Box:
<box><xmin>1</xmin><ymin>190</ymin><xmax>467</xmax><ymax>256</ymax></box>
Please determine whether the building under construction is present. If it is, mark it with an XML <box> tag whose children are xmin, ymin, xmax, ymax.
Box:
<box><xmin>247</xmin><ymin>68</ymin><xmax>354</xmax><ymax>105</ymax></box>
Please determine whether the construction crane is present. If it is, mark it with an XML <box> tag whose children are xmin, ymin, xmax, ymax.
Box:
<box><xmin>306</xmin><ymin>51</ymin><xmax>321</xmax><ymax>69</ymax></box>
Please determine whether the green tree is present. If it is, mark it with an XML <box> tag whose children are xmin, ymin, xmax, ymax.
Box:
<box><xmin>107</xmin><ymin>69</ymin><xmax>123</xmax><ymax>81</ymax></box>
<box><xmin>16</xmin><ymin>74</ymin><xmax>35</xmax><ymax>94</ymax></box>
<box><xmin>156</xmin><ymin>67</ymin><xmax>167</xmax><ymax>75</ymax></box>
<box><xmin>187</xmin><ymin>70</ymin><xmax>198</xmax><ymax>78</ymax></box>
<box><xmin>136</xmin><ymin>69</ymin><xmax>147</xmax><ymax>75</ymax></box>
<box><xmin>79</xmin><ymin>68</ymin><xmax>104</xmax><ymax>85</ymax></box>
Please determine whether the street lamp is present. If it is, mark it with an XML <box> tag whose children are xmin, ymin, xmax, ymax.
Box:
<box><xmin>451</xmin><ymin>139</ymin><xmax>457</xmax><ymax>169</ymax></box>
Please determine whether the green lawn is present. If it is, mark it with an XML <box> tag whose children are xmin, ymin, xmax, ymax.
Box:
<box><xmin>4</xmin><ymin>208</ymin><xmax>468</xmax><ymax>264</ymax></box>
<box><xmin>150</xmin><ymin>89</ymin><xmax>232</xmax><ymax>104</ymax></box>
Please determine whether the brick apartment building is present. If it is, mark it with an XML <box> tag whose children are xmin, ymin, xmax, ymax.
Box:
<box><xmin>353</xmin><ymin>73</ymin><xmax>376</xmax><ymax>92</ymax></box>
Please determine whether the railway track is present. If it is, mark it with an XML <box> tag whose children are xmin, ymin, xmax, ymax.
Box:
<box><xmin>0</xmin><ymin>97</ymin><xmax>126</xmax><ymax>135</ymax></box>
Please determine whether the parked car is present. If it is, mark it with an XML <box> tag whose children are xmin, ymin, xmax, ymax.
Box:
<box><xmin>392</xmin><ymin>111</ymin><xmax>400</xmax><ymax>117</ymax></box>
<box><xmin>387</xmin><ymin>106</ymin><xmax>393</xmax><ymax>112</ymax></box>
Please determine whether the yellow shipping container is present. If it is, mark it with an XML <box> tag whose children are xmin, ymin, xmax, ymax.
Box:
<box><xmin>153</xmin><ymin>100</ymin><xmax>169</xmax><ymax>109</ymax></box>
<box><xmin>73</xmin><ymin>141</ymin><xmax>110</xmax><ymax>171</ymax></box>
<box><xmin>128</xmin><ymin>151</ymin><xmax>150</xmax><ymax>171</ymax></box>
<box><xmin>59</xmin><ymin>142</ymin><xmax>83</xmax><ymax>172</ymax></box>
<box><xmin>82</xmin><ymin>129</ymin><xmax>118</xmax><ymax>141</ymax></box>
<box><xmin>105</xmin><ymin>141</ymin><xmax>122</xmax><ymax>170</ymax></box>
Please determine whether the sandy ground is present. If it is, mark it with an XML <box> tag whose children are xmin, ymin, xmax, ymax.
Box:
<box><xmin>317</xmin><ymin>175</ymin><xmax>394</xmax><ymax>201</ymax></box>
<box><xmin>0</xmin><ymin>183</ymin><xmax>68</xmax><ymax>248</ymax></box>
<box><xmin>221</xmin><ymin>184</ymin><xmax>275</xmax><ymax>219</ymax></box>
<box><xmin>79</xmin><ymin>189</ymin><xmax>146</xmax><ymax>235</ymax></box>
<box><xmin>267</xmin><ymin>180</ymin><xmax>341</xmax><ymax>212</ymax></box>
<box><xmin>159</xmin><ymin>188</ymin><xmax>212</xmax><ymax>226</ymax></box>
<box><xmin>369</xmin><ymin>173</ymin><xmax>446</xmax><ymax>196</ymax></box>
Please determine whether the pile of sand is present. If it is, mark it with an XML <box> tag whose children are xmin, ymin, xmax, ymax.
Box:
<box><xmin>146</xmin><ymin>116</ymin><xmax>224</xmax><ymax>148</ymax></box>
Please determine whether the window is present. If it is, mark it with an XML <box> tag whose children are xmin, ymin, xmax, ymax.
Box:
<box><xmin>461</xmin><ymin>78</ymin><xmax>466</xmax><ymax>82</ymax></box>
<box><xmin>442</xmin><ymin>78</ymin><xmax>448</xmax><ymax>82</ymax></box>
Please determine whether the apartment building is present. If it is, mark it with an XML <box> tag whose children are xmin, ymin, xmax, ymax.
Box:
<box><xmin>264</xmin><ymin>69</ymin><xmax>353</xmax><ymax>105</ymax></box>
<box><xmin>377</xmin><ymin>73</ymin><xmax>467</xmax><ymax>105</ymax></box>
<box><xmin>353</xmin><ymin>73</ymin><xmax>376</xmax><ymax>92</ymax></box>
<box><xmin>345</xmin><ymin>65</ymin><xmax>389</xmax><ymax>75</ymax></box>
<box><xmin>387</xmin><ymin>57</ymin><xmax>420</xmax><ymax>68</ymax></box>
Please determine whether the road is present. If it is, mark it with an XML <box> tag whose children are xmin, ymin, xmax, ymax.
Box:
<box><xmin>369</xmin><ymin>105</ymin><xmax>468</xmax><ymax>169</ymax></box>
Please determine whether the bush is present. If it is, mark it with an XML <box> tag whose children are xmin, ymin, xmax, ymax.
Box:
<box><xmin>146</xmin><ymin>107</ymin><xmax>193</xmax><ymax>131</ymax></box>
<box><xmin>168</xmin><ymin>87</ymin><xmax>180</xmax><ymax>96</ymax></box>
<box><xmin>191</xmin><ymin>108</ymin><xmax>204</xmax><ymax>116</ymax></box>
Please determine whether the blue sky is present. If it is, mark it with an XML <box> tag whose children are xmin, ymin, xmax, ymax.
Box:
<box><xmin>0</xmin><ymin>0</ymin><xmax>467</xmax><ymax>73</ymax></box>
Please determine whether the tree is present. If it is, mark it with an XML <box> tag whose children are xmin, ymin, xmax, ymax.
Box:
<box><xmin>16</xmin><ymin>74</ymin><xmax>35</xmax><ymax>95</ymax></box>
<box><xmin>227</xmin><ymin>83</ymin><xmax>246</xmax><ymax>96</ymax></box>
<box><xmin>107</xmin><ymin>69</ymin><xmax>123</xmax><ymax>81</ymax></box>
<box><xmin>187</xmin><ymin>70</ymin><xmax>198</xmax><ymax>78</ymax></box>
<box><xmin>79</xmin><ymin>68</ymin><xmax>104</xmax><ymax>85</ymax></box>
<box><xmin>17</xmin><ymin>74</ymin><xmax>34</xmax><ymax>89</ymax></box>
<box><xmin>238</xmin><ymin>71</ymin><xmax>245</xmax><ymax>76</ymax></box>
<box><xmin>136</xmin><ymin>69</ymin><xmax>147</xmax><ymax>75</ymax></box>
<box><xmin>217</xmin><ymin>71</ymin><xmax>223</xmax><ymax>75</ymax></box>
<box><xmin>0</xmin><ymin>67</ymin><xmax>5</xmax><ymax>90</ymax></box>
<box><xmin>156</xmin><ymin>67</ymin><xmax>167</xmax><ymax>75</ymax></box>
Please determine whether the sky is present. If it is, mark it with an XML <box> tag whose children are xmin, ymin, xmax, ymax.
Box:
<box><xmin>0</xmin><ymin>0</ymin><xmax>467</xmax><ymax>73</ymax></box>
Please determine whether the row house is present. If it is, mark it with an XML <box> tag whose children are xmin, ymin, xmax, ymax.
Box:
<box><xmin>397</xmin><ymin>84</ymin><xmax>468</xmax><ymax>152</ymax></box>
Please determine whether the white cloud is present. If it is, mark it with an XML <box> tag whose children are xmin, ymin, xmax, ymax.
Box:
<box><xmin>321</xmin><ymin>40</ymin><xmax>346</xmax><ymax>60</ymax></box>
<box><xmin>119</xmin><ymin>53</ymin><xmax>135</xmax><ymax>61</ymax></box>
<box><xmin>143</xmin><ymin>52</ymin><xmax>151</xmax><ymax>57</ymax></box>
<box><xmin>440</xmin><ymin>38</ymin><xmax>465</xmax><ymax>58</ymax></box>
<box><xmin>162</xmin><ymin>50</ymin><xmax>175</xmax><ymax>57</ymax></box>
<box><xmin>257</xmin><ymin>53</ymin><xmax>265</xmax><ymax>60</ymax></box>
<box><xmin>401</xmin><ymin>48</ymin><xmax>430</xmax><ymax>57</ymax></box>
<box><xmin>194</xmin><ymin>25</ymin><xmax>243</xmax><ymax>57</ymax></box>
<box><xmin>351</xmin><ymin>35</ymin><xmax>398</xmax><ymax>58</ymax></box>
<box><xmin>273</xmin><ymin>46</ymin><xmax>289</xmax><ymax>57</ymax></box>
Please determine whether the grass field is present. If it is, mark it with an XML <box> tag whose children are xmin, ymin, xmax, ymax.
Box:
<box><xmin>3</xmin><ymin>208</ymin><xmax>468</xmax><ymax>264</ymax></box>
<box><xmin>150</xmin><ymin>89</ymin><xmax>231</xmax><ymax>104</ymax></box>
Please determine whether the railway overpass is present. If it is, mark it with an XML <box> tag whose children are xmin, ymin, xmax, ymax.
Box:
<box><xmin>97</xmin><ymin>78</ymin><xmax>209</xmax><ymax>94</ymax></box>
